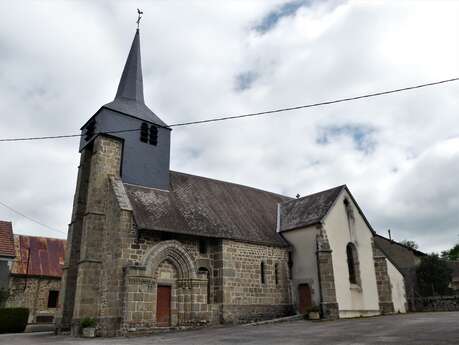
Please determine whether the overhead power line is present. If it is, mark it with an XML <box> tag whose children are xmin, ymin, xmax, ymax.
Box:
<box><xmin>169</xmin><ymin>77</ymin><xmax>459</xmax><ymax>127</ymax></box>
<box><xmin>0</xmin><ymin>77</ymin><xmax>458</xmax><ymax>142</ymax></box>
<box><xmin>0</xmin><ymin>200</ymin><xmax>66</xmax><ymax>236</ymax></box>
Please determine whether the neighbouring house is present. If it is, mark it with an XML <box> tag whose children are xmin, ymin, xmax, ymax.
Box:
<box><xmin>56</xmin><ymin>28</ymin><xmax>408</xmax><ymax>337</ymax></box>
<box><xmin>6</xmin><ymin>235</ymin><xmax>66</xmax><ymax>325</ymax></box>
<box><xmin>0</xmin><ymin>221</ymin><xmax>15</xmax><ymax>301</ymax></box>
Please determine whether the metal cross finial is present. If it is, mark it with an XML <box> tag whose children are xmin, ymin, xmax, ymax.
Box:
<box><xmin>136</xmin><ymin>8</ymin><xmax>143</xmax><ymax>29</ymax></box>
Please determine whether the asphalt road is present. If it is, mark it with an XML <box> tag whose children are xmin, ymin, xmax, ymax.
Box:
<box><xmin>1</xmin><ymin>312</ymin><xmax>458</xmax><ymax>345</ymax></box>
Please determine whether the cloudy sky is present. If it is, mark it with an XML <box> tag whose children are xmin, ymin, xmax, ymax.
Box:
<box><xmin>0</xmin><ymin>0</ymin><xmax>458</xmax><ymax>253</ymax></box>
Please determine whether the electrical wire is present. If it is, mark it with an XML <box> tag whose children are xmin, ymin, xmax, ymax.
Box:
<box><xmin>0</xmin><ymin>77</ymin><xmax>458</xmax><ymax>142</ymax></box>
<box><xmin>0</xmin><ymin>200</ymin><xmax>66</xmax><ymax>235</ymax></box>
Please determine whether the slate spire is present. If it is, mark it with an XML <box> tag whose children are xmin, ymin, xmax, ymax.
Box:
<box><xmin>115</xmin><ymin>29</ymin><xmax>144</xmax><ymax>103</ymax></box>
<box><xmin>102</xmin><ymin>29</ymin><xmax>167</xmax><ymax>127</ymax></box>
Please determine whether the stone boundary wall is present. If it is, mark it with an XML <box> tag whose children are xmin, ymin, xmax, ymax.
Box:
<box><xmin>411</xmin><ymin>296</ymin><xmax>459</xmax><ymax>312</ymax></box>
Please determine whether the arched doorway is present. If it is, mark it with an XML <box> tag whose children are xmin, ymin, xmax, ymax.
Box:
<box><xmin>298</xmin><ymin>284</ymin><xmax>312</xmax><ymax>314</ymax></box>
<box><xmin>140</xmin><ymin>240</ymin><xmax>199</xmax><ymax>327</ymax></box>
<box><xmin>155</xmin><ymin>260</ymin><xmax>177</xmax><ymax>327</ymax></box>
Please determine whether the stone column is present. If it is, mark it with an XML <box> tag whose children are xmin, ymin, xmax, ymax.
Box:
<box><xmin>372</xmin><ymin>242</ymin><xmax>394</xmax><ymax>314</ymax></box>
<box><xmin>316</xmin><ymin>227</ymin><xmax>339</xmax><ymax>319</ymax></box>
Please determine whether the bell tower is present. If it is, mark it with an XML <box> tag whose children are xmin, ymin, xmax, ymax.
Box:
<box><xmin>80</xmin><ymin>28</ymin><xmax>171</xmax><ymax>190</ymax></box>
<box><xmin>56</xmin><ymin>28</ymin><xmax>170</xmax><ymax>334</ymax></box>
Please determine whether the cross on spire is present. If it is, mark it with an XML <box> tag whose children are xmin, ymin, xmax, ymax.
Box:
<box><xmin>136</xmin><ymin>8</ymin><xmax>143</xmax><ymax>29</ymax></box>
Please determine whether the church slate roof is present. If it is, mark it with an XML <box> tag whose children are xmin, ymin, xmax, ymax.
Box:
<box><xmin>10</xmin><ymin>235</ymin><xmax>66</xmax><ymax>278</ymax></box>
<box><xmin>373</xmin><ymin>234</ymin><xmax>425</xmax><ymax>271</ymax></box>
<box><xmin>0</xmin><ymin>220</ymin><xmax>15</xmax><ymax>258</ymax></box>
<box><xmin>278</xmin><ymin>185</ymin><xmax>345</xmax><ymax>232</ymax></box>
<box><xmin>84</xmin><ymin>29</ymin><xmax>168</xmax><ymax>129</ymax></box>
<box><xmin>124</xmin><ymin>171</ymin><xmax>292</xmax><ymax>247</ymax></box>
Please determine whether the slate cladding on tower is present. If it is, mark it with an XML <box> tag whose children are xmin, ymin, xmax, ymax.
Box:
<box><xmin>79</xmin><ymin>29</ymin><xmax>171</xmax><ymax>190</ymax></box>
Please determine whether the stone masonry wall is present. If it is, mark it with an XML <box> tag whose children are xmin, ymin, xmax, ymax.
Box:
<box><xmin>412</xmin><ymin>295</ymin><xmax>459</xmax><ymax>312</ymax></box>
<box><xmin>220</xmin><ymin>240</ymin><xmax>293</xmax><ymax>323</ymax></box>
<box><xmin>372</xmin><ymin>243</ymin><xmax>395</xmax><ymax>314</ymax></box>
<box><xmin>56</xmin><ymin>147</ymin><xmax>92</xmax><ymax>331</ymax></box>
<box><xmin>316</xmin><ymin>228</ymin><xmax>339</xmax><ymax>320</ymax></box>
<box><xmin>7</xmin><ymin>276</ymin><xmax>61</xmax><ymax>323</ymax></box>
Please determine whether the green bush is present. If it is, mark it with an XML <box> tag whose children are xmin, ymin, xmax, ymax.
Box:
<box><xmin>0</xmin><ymin>308</ymin><xmax>29</xmax><ymax>333</ymax></box>
<box><xmin>80</xmin><ymin>317</ymin><xmax>96</xmax><ymax>328</ymax></box>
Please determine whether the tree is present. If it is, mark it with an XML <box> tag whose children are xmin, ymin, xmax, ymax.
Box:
<box><xmin>441</xmin><ymin>244</ymin><xmax>459</xmax><ymax>261</ymax></box>
<box><xmin>416</xmin><ymin>253</ymin><xmax>452</xmax><ymax>296</ymax></box>
<box><xmin>400</xmin><ymin>240</ymin><xmax>419</xmax><ymax>250</ymax></box>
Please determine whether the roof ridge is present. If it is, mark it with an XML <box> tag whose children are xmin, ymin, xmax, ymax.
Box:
<box><xmin>15</xmin><ymin>234</ymin><xmax>66</xmax><ymax>241</ymax></box>
<box><xmin>374</xmin><ymin>233</ymin><xmax>426</xmax><ymax>256</ymax></box>
<box><xmin>281</xmin><ymin>184</ymin><xmax>346</xmax><ymax>205</ymax></box>
<box><xmin>170</xmin><ymin>170</ymin><xmax>292</xmax><ymax>200</ymax></box>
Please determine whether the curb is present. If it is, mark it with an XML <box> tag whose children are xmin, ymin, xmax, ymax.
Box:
<box><xmin>243</xmin><ymin>314</ymin><xmax>303</xmax><ymax>327</ymax></box>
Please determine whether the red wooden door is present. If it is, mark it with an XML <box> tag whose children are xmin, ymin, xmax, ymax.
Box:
<box><xmin>298</xmin><ymin>284</ymin><xmax>312</xmax><ymax>314</ymax></box>
<box><xmin>156</xmin><ymin>286</ymin><xmax>171</xmax><ymax>327</ymax></box>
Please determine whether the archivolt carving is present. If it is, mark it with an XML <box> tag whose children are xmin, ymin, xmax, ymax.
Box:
<box><xmin>141</xmin><ymin>240</ymin><xmax>197</xmax><ymax>280</ymax></box>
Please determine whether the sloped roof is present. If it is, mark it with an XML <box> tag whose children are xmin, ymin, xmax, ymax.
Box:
<box><xmin>0</xmin><ymin>221</ymin><xmax>15</xmax><ymax>258</ymax></box>
<box><xmin>373</xmin><ymin>234</ymin><xmax>425</xmax><ymax>271</ymax></box>
<box><xmin>125</xmin><ymin>171</ymin><xmax>292</xmax><ymax>246</ymax></box>
<box><xmin>10</xmin><ymin>235</ymin><xmax>66</xmax><ymax>278</ymax></box>
<box><xmin>103</xmin><ymin>29</ymin><xmax>167</xmax><ymax>127</ymax></box>
<box><xmin>279</xmin><ymin>185</ymin><xmax>345</xmax><ymax>232</ymax></box>
<box><xmin>82</xmin><ymin>29</ymin><xmax>167</xmax><ymax>129</ymax></box>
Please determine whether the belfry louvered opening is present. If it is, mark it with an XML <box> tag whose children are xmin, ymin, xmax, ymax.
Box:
<box><xmin>140</xmin><ymin>122</ymin><xmax>158</xmax><ymax>146</ymax></box>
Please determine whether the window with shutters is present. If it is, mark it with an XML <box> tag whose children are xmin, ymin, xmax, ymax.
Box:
<box><xmin>149</xmin><ymin>126</ymin><xmax>158</xmax><ymax>146</ymax></box>
<box><xmin>139</xmin><ymin>122</ymin><xmax>159</xmax><ymax>146</ymax></box>
<box><xmin>140</xmin><ymin>122</ymin><xmax>149</xmax><ymax>142</ymax></box>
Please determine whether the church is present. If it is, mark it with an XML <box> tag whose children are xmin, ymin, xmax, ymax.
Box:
<box><xmin>56</xmin><ymin>29</ymin><xmax>407</xmax><ymax>337</ymax></box>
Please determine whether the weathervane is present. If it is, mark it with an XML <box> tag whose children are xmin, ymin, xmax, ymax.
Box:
<box><xmin>136</xmin><ymin>8</ymin><xmax>143</xmax><ymax>29</ymax></box>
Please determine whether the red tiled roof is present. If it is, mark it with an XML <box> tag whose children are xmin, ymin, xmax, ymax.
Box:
<box><xmin>0</xmin><ymin>221</ymin><xmax>15</xmax><ymax>258</ymax></box>
<box><xmin>10</xmin><ymin>235</ymin><xmax>66</xmax><ymax>278</ymax></box>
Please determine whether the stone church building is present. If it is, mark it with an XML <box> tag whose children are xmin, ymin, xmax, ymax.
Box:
<box><xmin>56</xmin><ymin>29</ymin><xmax>406</xmax><ymax>336</ymax></box>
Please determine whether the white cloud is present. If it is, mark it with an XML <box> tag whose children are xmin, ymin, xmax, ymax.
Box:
<box><xmin>0</xmin><ymin>0</ymin><xmax>458</xmax><ymax>253</ymax></box>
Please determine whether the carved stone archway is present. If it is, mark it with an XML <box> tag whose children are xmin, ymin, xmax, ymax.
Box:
<box><xmin>142</xmin><ymin>240</ymin><xmax>198</xmax><ymax>280</ymax></box>
<box><xmin>123</xmin><ymin>240</ymin><xmax>209</xmax><ymax>332</ymax></box>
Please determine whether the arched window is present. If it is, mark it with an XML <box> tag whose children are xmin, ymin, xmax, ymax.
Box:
<box><xmin>274</xmin><ymin>263</ymin><xmax>279</xmax><ymax>286</ymax></box>
<box><xmin>346</xmin><ymin>243</ymin><xmax>360</xmax><ymax>285</ymax></box>
<box><xmin>199</xmin><ymin>239</ymin><xmax>208</xmax><ymax>255</ymax></box>
<box><xmin>260</xmin><ymin>261</ymin><xmax>266</xmax><ymax>285</ymax></box>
